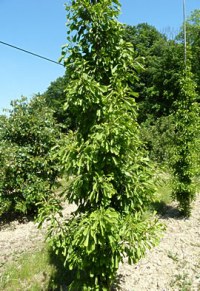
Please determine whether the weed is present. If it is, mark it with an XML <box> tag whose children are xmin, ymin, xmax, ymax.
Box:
<box><xmin>190</xmin><ymin>242</ymin><xmax>200</xmax><ymax>248</ymax></box>
<box><xmin>167</xmin><ymin>251</ymin><xmax>179</xmax><ymax>262</ymax></box>
<box><xmin>170</xmin><ymin>272</ymin><xmax>192</xmax><ymax>291</ymax></box>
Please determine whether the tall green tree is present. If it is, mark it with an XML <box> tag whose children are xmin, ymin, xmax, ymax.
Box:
<box><xmin>39</xmin><ymin>1</ymin><xmax>162</xmax><ymax>289</ymax></box>
<box><xmin>171</xmin><ymin>67</ymin><xmax>199</xmax><ymax>216</ymax></box>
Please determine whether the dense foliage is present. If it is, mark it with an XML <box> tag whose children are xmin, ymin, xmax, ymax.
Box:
<box><xmin>44</xmin><ymin>74</ymin><xmax>77</xmax><ymax>131</ymax></box>
<box><xmin>140</xmin><ymin>115</ymin><xmax>176</xmax><ymax>165</ymax></box>
<box><xmin>0</xmin><ymin>96</ymin><xmax>61</xmax><ymax>217</ymax></box>
<box><xmin>171</xmin><ymin>68</ymin><xmax>199</xmax><ymax>216</ymax></box>
<box><xmin>38</xmin><ymin>0</ymin><xmax>162</xmax><ymax>289</ymax></box>
<box><xmin>178</xmin><ymin>10</ymin><xmax>200</xmax><ymax>95</ymax></box>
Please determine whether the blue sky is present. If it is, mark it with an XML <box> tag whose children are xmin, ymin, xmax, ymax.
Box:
<box><xmin>0</xmin><ymin>0</ymin><xmax>199</xmax><ymax>113</ymax></box>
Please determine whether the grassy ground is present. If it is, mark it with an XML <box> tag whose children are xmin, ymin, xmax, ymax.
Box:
<box><xmin>151</xmin><ymin>170</ymin><xmax>173</xmax><ymax>214</ymax></box>
<box><xmin>0</xmin><ymin>246</ymin><xmax>72</xmax><ymax>291</ymax></box>
<box><xmin>1</xmin><ymin>248</ymin><xmax>51</xmax><ymax>290</ymax></box>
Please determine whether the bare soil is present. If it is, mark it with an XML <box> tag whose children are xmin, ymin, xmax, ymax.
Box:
<box><xmin>118</xmin><ymin>196</ymin><xmax>200</xmax><ymax>291</ymax></box>
<box><xmin>0</xmin><ymin>198</ymin><xmax>199</xmax><ymax>291</ymax></box>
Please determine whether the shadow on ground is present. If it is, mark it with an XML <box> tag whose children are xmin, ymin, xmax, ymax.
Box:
<box><xmin>47</xmin><ymin>249</ymin><xmax>75</xmax><ymax>290</ymax></box>
<box><xmin>48</xmin><ymin>249</ymin><xmax>74</xmax><ymax>291</ymax></box>
<box><xmin>152</xmin><ymin>201</ymin><xmax>187</xmax><ymax>220</ymax></box>
<box><xmin>47</xmin><ymin>249</ymin><xmax>123</xmax><ymax>291</ymax></box>
<box><xmin>0</xmin><ymin>211</ymin><xmax>35</xmax><ymax>230</ymax></box>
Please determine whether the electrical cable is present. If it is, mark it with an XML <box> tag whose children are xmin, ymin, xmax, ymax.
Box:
<box><xmin>0</xmin><ymin>40</ymin><xmax>64</xmax><ymax>67</ymax></box>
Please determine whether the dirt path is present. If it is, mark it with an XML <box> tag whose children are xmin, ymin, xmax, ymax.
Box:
<box><xmin>0</xmin><ymin>197</ymin><xmax>199</xmax><ymax>290</ymax></box>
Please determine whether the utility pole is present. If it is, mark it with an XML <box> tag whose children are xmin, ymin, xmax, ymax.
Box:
<box><xmin>183</xmin><ymin>0</ymin><xmax>187</xmax><ymax>67</ymax></box>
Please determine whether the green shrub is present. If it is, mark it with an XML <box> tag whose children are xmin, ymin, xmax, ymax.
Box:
<box><xmin>0</xmin><ymin>95</ymin><xmax>62</xmax><ymax>217</ymax></box>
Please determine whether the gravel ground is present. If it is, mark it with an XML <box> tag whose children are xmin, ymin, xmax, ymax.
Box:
<box><xmin>118</xmin><ymin>196</ymin><xmax>200</xmax><ymax>291</ymax></box>
<box><xmin>0</xmin><ymin>197</ymin><xmax>199</xmax><ymax>290</ymax></box>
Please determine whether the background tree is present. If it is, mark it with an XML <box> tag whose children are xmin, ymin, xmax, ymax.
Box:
<box><xmin>38</xmin><ymin>1</ymin><xmax>162</xmax><ymax>289</ymax></box>
<box><xmin>124</xmin><ymin>24</ymin><xmax>184</xmax><ymax>122</ymax></box>
<box><xmin>186</xmin><ymin>10</ymin><xmax>200</xmax><ymax>96</ymax></box>
<box><xmin>44</xmin><ymin>74</ymin><xmax>68</xmax><ymax>125</ymax></box>
<box><xmin>122</xmin><ymin>24</ymin><xmax>183</xmax><ymax>165</ymax></box>
<box><xmin>44</xmin><ymin>73</ymin><xmax>77</xmax><ymax>131</ymax></box>
<box><xmin>177</xmin><ymin>9</ymin><xmax>200</xmax><ymax>95</ymax></box>
<box><xmin>123</xmin><ymin>23</ymin><xmax>167</xmax><ymax>57</ymax></box>
<box><xmin>0</xmin><ymin>95</ymin><xmax>61</xmax><ymax>217</ymax></box>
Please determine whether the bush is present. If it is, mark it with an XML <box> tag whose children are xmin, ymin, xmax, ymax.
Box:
<box><xmin>0</xmin><ymin>95</ymin><xmax>62</xmax><ymax>217</ymax></box>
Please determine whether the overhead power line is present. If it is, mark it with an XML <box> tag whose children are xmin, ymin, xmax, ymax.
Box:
<box><xmin>0</xmin><ymin>40</ymin><xmax>64</xmax><ymax>67</ymax></box>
